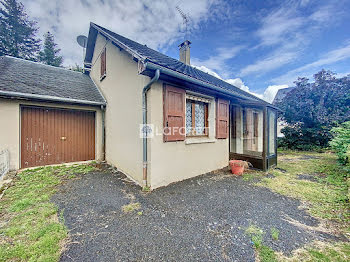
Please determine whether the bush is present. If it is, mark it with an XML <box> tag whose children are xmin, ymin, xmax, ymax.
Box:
<box><xmin>330</xmin><ymin>121</ymin><xmax>350</xmax><ymax>166</ymax></box>
<box><xmin>278</xmin><ymin>124</ymin><xmax>329</xmax><ymax>151</ymax></box>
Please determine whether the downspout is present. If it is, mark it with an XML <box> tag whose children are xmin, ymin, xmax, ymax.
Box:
<box><xmin>101</xmin><ymin>105</ymin><xmax>106</xmax><ymax>162</ymax></box>
<box><xmin>142</xmin><ymin>69</ymin><xmax>160</xmax><ymax>187</ymax></box>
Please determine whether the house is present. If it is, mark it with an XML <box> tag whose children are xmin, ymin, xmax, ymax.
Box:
<box><xmin>273</xmin><ymin>87</ymin><xmax>295</xmax><ymax>104</ymax></box>
<box><xmin>0</xmin><ymin>23</ymin><xmax>278</xmax><ymax>189</ymax></box>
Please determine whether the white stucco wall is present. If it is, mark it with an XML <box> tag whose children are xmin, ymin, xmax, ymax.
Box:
<box><xmin>89</xmin><ymin>33</ymin><xmax>229</xmax><ymax>189</ymax></box>
<box><xmin>0</xmin><ymin>98</ymin><xmax>103</xmax><ymax>170</ymax></box>
<box><xmin>0</xmin><ymin>99</ymin><xmax>19</xmax><ymax>170</ymax></box>
<box><xmin>147</xmin><ymin>82</ymin><xmax>229</xmax><ymax>189</ymax></box>
<box><xmin>89</xmin><ymin>34</ymin><xmax>149</xmax><ymax>185</ymax></box>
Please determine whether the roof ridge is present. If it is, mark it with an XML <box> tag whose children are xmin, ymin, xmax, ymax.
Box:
<box><xmin>3</xmin><ymin>55</ymin><xmax>85</xmax><ymax>75</ymax></box>
<box><xmin>90</xmin><ymin>23</ymin><xmax>269</xmax><ymax>104</ymax></box>
<box><xmin>91</xmin><ymin>23</ymin><xmax>179</xmax><ymax>62</ymax></box>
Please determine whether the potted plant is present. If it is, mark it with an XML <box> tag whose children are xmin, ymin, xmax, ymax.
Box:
<box><xmin>229</xmin><ymin>160</ymin><xmax>251</xmax><ymax>175</ymax></box>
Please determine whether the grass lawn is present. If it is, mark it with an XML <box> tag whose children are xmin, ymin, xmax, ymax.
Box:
<box><xmin>0</xmin><ymin>164</ymin><xmax>95</xmax><ymax>262</ymax></box>
<box><xmin>243</xmin><ymin>150</ymin><xmax>350</xmax><ymax>262</ymax></box>
<box><xmin>0</xmin><ymin>152</ymin><xmax>349</xmax><ymax>262</ymax></box>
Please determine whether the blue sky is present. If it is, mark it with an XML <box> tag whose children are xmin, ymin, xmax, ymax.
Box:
<box><xmin>23</xmin><ymin>0</ymin><xmax>350</xmax><ymax>101</ymax></box>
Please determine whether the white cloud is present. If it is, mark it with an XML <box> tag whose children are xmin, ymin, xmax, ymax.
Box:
<box><xmin>263</xmin><ymin>85</ymin><xmax>289</xmax><ymax>103</ymax></box>
<box><xmin>337</xmin><ymin>71</ymin><xmax>350</xmax><ymax>78</ymax></box>
<box><xmin>300</xmin><ymin>0</ymin><xmax>312</xmax><ymax>7</ymax></box>
<box><xmin>192</xmin><ymin>46</ymin><xmax>243</xmax><ymax>78</ymax></box>
<box><xmin>293</xmin><ymin>41</ymin><xmax>350</xmax><ymax>71</ymax></box>
<box><xmin>241</xmin><ymin>1</ymin><xmax>343</xmax><ymax>77</ymax></box>
<box><xmin>22</xmin><ymin>0</ymin><xmax>216</xmax><ymax>66</ymax></box>
<box><xmin>256</xmin><ymin>6</ymin><xmax>304</xmax><ymax>47</ymax></box>
<box><xmin>224</xmin><ymin>77</ymin><xmax>265</xmax><ymax>100</ymax></box>
<box><xmin>192</xmin><ymin>65</ymin><xmax>282</xmax><ymax>102</ymax></box>
<box><xmin>272</xmin><ymin>41</ymin><xmax>350</xmax><ymax>85</ymax></box>
<box><xmin>239</xmin><ymin>51</ymin><xmax>298</xmax><ymax>77</ymax></box>
<box><xmin>192</xmin><ymin>65</ymin><xmax>223</xmax><ymax>79</ymax></box>
<box><xmin>225</xmin><ymin>78</ymin><xmax>249</xmax><ymax>92</ymax></box>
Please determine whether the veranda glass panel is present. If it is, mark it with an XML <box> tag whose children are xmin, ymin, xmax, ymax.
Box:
<box><xmin>268</xmin><ymin>110</ymin><xmax>276</xmax><ymax>156</ymax></box>
<box><xmin>230</xmin><ymin>106</ymin><xmax>262</xmax><ymax>157</ymax></box>
<box><xmin>242</xmin><ymin>108</ymin><xmax>263</xmax><ymax>156</ymax></box>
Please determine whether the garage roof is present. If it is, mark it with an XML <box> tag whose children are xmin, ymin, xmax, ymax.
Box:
<box><xmin>0</xmin><ymin>56</ymin><xmax>106</xmax><ymax>106</ymax></box>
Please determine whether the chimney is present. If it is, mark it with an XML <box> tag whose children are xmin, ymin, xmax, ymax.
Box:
<box><xmin>179</xmin><ymin>40</ymin><xmax>191</xmax><ymax>65</ymax></box>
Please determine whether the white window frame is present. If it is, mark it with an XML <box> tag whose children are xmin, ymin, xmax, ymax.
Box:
<box><xmin>185</xmin><ymin>92</ymin><xmax>216</xmax><ymax>144</ymax></box>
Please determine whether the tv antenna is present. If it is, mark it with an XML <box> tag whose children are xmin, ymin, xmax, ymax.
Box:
<box><xmin>176</xmin><ymin>5</ymin><xmax>190</xmax><ymax>40</ymax></box>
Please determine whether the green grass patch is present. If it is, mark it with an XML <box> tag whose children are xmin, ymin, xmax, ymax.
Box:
<box><xmin>242</xmin><ymin>172</ymin><xmax>261</xmax><ymax>181</ymax></box>
<box><xmin>279</xmin><ymin>241</ymin><xmax>350</xmax><ymax>261</ymax></box>
<box><xmin>271</xmin><ymin>227</ymin><xmax>279</xmax><ymax>241</ymax></box>
<box><xmin>250</xmin><ymin>151</ymin><xmax>350</xmax><ymax>261</ymax></box>
<box><xmin>122</xmin><ymin>202</ymin><xmax>141</xmax><ymax>213</ymax></box>
<box><xmin>260</xmin><ymin>245</ymin><xmax>278</xmax><ymax>262</ymax></box>
<box><xmin>257</xmin><ymin>152</ymin><xmax>349</xmax><ymax>224</ymax></box>
<box><xmin>0</xmin><ymin>164</ymin><xmax>95</xmax><ymax>262</ymax></box>
<box><xmin>245</xmin><ymin>224</ymin><xmax>278</xmax><ymax>262</ymax></box>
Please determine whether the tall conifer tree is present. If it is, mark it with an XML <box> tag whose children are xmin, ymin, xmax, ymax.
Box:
<box><xmin>0</xmin><ymin>0</ymin><xmax>40</xmax><ymax>60</ymax></box>
<box><xmin>38</xmin><ymin>31</ymin><xmax>63</xmax><ymax>67</ymax></box>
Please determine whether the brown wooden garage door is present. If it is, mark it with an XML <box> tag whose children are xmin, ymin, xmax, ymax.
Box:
<box><xmin>21</xmin><ymin>106</ymin><xmax>95</xmax><ymax>168</ymax></box>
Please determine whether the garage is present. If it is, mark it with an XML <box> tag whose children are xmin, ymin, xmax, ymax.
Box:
<box><xmin>21</xmin><ymin>106</ymin><xmax>96</xmax><ymax>168</ymax></box>
<box><xmin>0</xmin><ymin>56</ymin><xmax>106</xmax><ymax>170</ymax></box>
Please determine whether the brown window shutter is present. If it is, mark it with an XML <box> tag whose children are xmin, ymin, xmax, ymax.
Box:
<box><xmin>163</xmin><ymin>85</ymin><xmax>186</xmax><ymax>142</ymax></box>
<box><xmin>216</xmin><ymin>98</ymin><xmax>229</xmax><ymax>139</ymax></box>
<box><xmin>100</xmin><ymin>48</ymin><xmax>106</xmax><ymax>77</ymax></box>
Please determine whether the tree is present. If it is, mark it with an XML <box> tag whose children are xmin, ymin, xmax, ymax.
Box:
<box><xmin>69</xmin><ymin>63</ymin><xmax>83</xmax><ymax>72</ymax></box>
<box><xmin>330</xmin><ymin>121</ymin><xmax>350</xmax><ymax>166</ymax></box>
<box><xmin>0</xmin><ymin>0</ymin><xmax>40</xmax><ymax>60</ymax></box>
<box><xmin>38</xmin><ymin>31</ymin><xmax>63</xmax><ymax>67</ymax></box>
<box><xmin>276</xmin><ymin>69</ymin><xmax>350</xmax><ymax>150</ymax></box>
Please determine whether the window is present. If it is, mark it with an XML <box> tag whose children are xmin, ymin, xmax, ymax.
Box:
<box><xmin>186</xmin><ymin>99</ymin><xmax>208</xmax><ymax>136</ymax></box>
<box><xmin>242</xmin><ymin>108</ymin><xmax>262</xmax><ymax>155</ymax></box>
<box><xmin>100</xmin><ymin>47</ymin><xmax>106</xmax><ymax>80</ymax></box>
<box><xmin>268</xmin><ymin>109</ymin><xmax>276</xmax><ymax>156</ymax></box>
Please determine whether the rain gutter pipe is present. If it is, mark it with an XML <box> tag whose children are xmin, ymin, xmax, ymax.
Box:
<box><xmin>142</xmin><ymin>69</ymin><xmax>160</xmax><ymax>187</ymax></box>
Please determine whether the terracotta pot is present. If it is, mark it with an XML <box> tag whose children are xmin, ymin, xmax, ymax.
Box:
<box><xmin>229</xmin><ymin>160</ymin><xmax>245</xmax><ymax>175</ymax></box>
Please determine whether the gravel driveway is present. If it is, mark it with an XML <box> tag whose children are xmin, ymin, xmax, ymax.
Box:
<box><xmin>52</xmin><ymin>168</ymin><xmax>336</xmax><ymax>262</ymax></box>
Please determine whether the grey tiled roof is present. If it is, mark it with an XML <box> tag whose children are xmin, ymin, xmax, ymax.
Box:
<box><xmin>0</xmin><ymin>56</ymin><xmax>105</xmax><ymax>105</ymax></box>
<box><xmin>272</xmin><ymin>87</ymin><xmax>295</xmax><ymax>105</ymax></box>
<box><xmin>89</xmin><ymin>23</ymin><xmax>267</xmax><ymax>104</ymax></box>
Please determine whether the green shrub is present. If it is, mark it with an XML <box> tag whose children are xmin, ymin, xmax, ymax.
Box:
<box><xmin>278</xmin><ymin>125</ymin><xmax>329</xmax><ymax>151</ymax></box>
<box><xmin>330</xmin><ymin>121</ymin><xmax>350</xmax><ymax>166</ymax></box>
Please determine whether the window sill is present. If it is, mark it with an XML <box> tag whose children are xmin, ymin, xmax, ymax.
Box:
<box><xmin>185</xmin><ymin>137</ymin><xmax>216</xmax><ymax>145</ymax></box>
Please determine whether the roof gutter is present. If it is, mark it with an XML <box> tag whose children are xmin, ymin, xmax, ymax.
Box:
<box><xmin>0</xmin><ymin>90</ymin><xmax>106</xmax><ymax>106</ymax></box>
<box><xmin>142</xmin><ymin>69</ymin><xmax>160</xmax><ymax>188</ymax></box>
